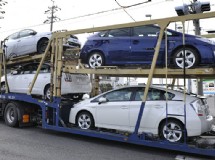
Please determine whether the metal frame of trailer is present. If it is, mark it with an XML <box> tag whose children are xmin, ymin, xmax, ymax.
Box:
<box><xmin>1</xmin><ymin>11</ymin><xmax>215</xmax><ymax>157</ymax></box>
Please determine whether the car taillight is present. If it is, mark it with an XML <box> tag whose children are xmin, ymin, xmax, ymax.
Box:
<box><xmin>190</xmin><ymin>99</ymin><xmax>204</xmax><ymax>116</ymax></box>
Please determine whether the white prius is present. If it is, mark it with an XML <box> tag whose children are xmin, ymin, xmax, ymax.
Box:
<box><xmin>69</xmin><ymin>86</ymin><xmax>213</xmax><ymax>143</ymax></box>
<box><xmin>1</xmin><ymin>62</ymin><xmax>92</xmax><ymax>99</ymax></box>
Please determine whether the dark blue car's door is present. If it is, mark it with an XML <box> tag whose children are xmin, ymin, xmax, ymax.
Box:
<box><xmin>130</xmin><ymin>25</ymin><xmax>165</xmax><ymax>65</ymax></box>
<box><xmin>105</xmin><ymin>28</ymin><xmax>131</xmax><ymax>64</ymax></box>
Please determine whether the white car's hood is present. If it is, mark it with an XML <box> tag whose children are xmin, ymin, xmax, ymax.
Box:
<box><xmin>74</xmin><ymin>98</ymin><xmax>93</xmax><ymax>107</ymax></box>
<box><xmin>1</xmin><ymin>75</ymin><xmax>5</xmax><ymax>82</ymax></box>
<box><xmin>36</xmin><ymin>31</ymin><xmax>52</xmax><ymax>38</ymax></box>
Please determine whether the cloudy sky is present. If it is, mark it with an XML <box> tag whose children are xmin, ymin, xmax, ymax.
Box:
<box><xmin>0</xmin><ymin>0</ymin><xmax>214</xmax><ymax>42</ymax></box>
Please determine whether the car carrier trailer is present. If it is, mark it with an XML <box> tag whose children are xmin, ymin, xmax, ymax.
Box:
<box><xmin>0</xmin><ymin>11</ymin><xmax>215</xmax><ymax>157</ymax></box>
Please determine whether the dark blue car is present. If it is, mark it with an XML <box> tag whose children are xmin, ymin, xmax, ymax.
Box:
<box><xmin>80</xmin><ymin>25</ymin><xmax>215</xmax><ymax>68</ymax></box>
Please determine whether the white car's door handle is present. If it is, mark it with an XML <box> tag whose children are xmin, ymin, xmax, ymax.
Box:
<box><xmin>17</xmin><ymin>40</ymin><xmax>21</xmax><ymax>42</ymax></box>
<box><xmin>121</xmin><ymin>106</ymin><xmax>128</xmax><ymax>109</ymax></box>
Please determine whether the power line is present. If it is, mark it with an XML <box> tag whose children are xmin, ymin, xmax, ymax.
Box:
<box><xmin>0</xmin><ymin>0</ymin><xmax>168</xmax><ymax>34</ymax></box>
<box><xmin>115</xmin><ymin>0</ymin><xmax>136</xmax><ymax>22</ymax></box>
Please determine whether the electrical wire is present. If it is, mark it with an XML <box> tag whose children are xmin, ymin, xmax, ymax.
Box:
<box><xmin>0</xmin><ymin>0</ymin><xmax>175</xmax><ymax>34</ymax></box>
<box><xmin>115</xmin><ymin>0</ymin><xmax>136</xmax><ymax>22</ymax></box>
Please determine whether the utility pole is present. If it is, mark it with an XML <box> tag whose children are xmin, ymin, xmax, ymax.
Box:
<box><xmin>43</xmin><ymin>0</ymin><xmax>61</xmax><ymax>31</ymax></box>
<box><xmin>192</xmin><ymin>0</ymin><xmax>203</xmax><ymax>95</ymax></box>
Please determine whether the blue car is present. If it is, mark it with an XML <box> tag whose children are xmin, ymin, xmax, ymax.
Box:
<box><xmin>80</xmin><ymin>25</ymin><xmax>215</xmax><ymax>69</ymax></box>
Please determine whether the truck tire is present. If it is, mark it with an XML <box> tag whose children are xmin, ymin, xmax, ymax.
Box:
<box><xmin>4</xmin><ymin>103</ymin><xmax>19</xmax><ymax>127</ymax></box>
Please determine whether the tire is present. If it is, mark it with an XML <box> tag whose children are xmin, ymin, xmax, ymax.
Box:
<box><xmin>76</xmin><ymin>111</ymin><xmax>94</xmax><ymax>129</ymax></box>
<box><xmin>173</xmin><ymin>47</ymin><xmax>199</xmax><ymax>69</ymax></box>
<box><xmin>159</xmin><ymin>119</ymin><xmax>185</xmax><ymax>143</ymax></box>
<box><xmin>4</xmin><ymin>103</ymin><xmax>19</xmax><ymax>127</ymax></box>
<box><xmin>44</xmin><ymin>85</ymin><xmax>51</xmax><ymax>100</ymax></box>
<box><xmin>87</xmin><ymin>52</ymin><xmax>104</xmax><ymax>68</ymax></box>
<box><xmin>1</xmin><ymin>82</ymin><xmax>6</xmax><ymax>93</ymax></box>
<box><xmin>37</xmin><ymin>38</ymin><xmax>49</xmax><ymax>54</ymax></box>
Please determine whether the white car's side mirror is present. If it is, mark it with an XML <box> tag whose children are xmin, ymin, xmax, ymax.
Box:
<box><xmin>98</xmin><ymin>97</ymin><xmax>107</xmax><ymax>104</ymax></box>
<box><xmin>82</xmin><ymin>94</ymin><xmax>90</xmax><ymax>100</ymax></box>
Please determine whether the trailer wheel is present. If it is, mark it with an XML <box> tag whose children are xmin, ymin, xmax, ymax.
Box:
<box><xmin>76</xmin><ymin>111</ymin><xmax>94</xmax><ymax>129</ymax></box>
<box><xmin>159</xmin><ymin>119</ymin><xmax>184</xmax><ymax>143</ymax></box>
<box><xmin>4</xmin><ymin>103</ymin><xmax>19</xmax><ymax>127</ymax></box>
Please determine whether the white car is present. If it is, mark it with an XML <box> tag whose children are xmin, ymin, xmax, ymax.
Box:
<box><xmin>1</xmin><ymin>63</ymin><xmax>92</xmax><ymax>99</ymax></box>
<box><xmin>69</xmin><ymin>86</ymin><xmax>213</xmax><ymax>142</ymax></box>
<box><xmin>3</xmin><ymin>29</ymin><xmax>81</xmax><ymax>59</ymax></box>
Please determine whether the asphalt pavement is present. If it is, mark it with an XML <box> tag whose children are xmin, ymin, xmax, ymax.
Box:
<box><xmin>0</xmin><ymin>121</ymin><xmax>213</xmax><ymax>160</ymax></box>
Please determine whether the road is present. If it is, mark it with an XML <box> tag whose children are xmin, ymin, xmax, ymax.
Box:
<box><xmin>0</xmin><ymin>120</ymin><xmax>213</xmax><ymax>160</ymax></box>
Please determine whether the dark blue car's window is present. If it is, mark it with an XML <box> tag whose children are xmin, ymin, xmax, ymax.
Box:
<box><xmin>98</xmin><ymin>31</ymin><xmax>108</xmax><ymax>37</ymax></box>
<box><xmin>133</xmin><ymin>25</ymin><xmax>160</xmax><ymax>37</ymax></box>
<box><xmin>107</xmin><ymin>28</ymin><xmax>130</xmax><ymax>37</ymax></box>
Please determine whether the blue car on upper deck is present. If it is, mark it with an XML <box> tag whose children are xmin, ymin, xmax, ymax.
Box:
<box><xmin>80</xmin><ymin>25</ymin><xmax>215</xmax><ymax>68</ymax></box>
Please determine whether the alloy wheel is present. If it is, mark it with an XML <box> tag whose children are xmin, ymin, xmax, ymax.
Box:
<box><xmin>174</xmin><ymin>49</ymin><xmax>196</xmax><ymax>68</ymax></box>
<box><xmin>77</xmin><ymin>113</ymin><xmax>92</xmax><ymax>129</ymax></box>
<box><xmin>162</xmin><ymin>122</ymin><xmax>183</xmax><ymax>142</ymax></box>
<box><xmin>88</xmin><ymin>53</ymin><xmax>103</xmax><ymax>68</ymax></box>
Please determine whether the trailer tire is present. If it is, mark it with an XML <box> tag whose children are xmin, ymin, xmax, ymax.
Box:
<box><xmin>159</xmin><ymin>119</ymin><xmax>185</xmax><ymax>143</ymax></box>
<box><xmin>4</xmin><ymin>103</ymin><xmax>19</xmax><ymax>127</ymax></box>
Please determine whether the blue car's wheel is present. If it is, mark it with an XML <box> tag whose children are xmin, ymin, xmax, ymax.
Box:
<box><xmin>88</xmin><ymin>52</ymin><xmax>104</xmax><ymax>68</ymax></box>
<box><xmin>173</xmin><ymin>47</ymin><xmax>199</xmax><ymax>68</ymax></box>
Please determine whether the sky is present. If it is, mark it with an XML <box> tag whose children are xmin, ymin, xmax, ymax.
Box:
<box><xmin>0</xmin><ymin>0</ymin><xmax>215</xmax><ymax>43</ymax></box>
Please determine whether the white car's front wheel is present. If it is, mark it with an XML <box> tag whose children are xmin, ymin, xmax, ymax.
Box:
<box><xmin>1</xmin><ymin>82</ymin><xmax>6</xmax><ymax>93</ymax></box>
<box><xmin>37</xmin><ymin>38</ymin><xmax>49</xmax><ymax>54</ymax></box>
<box><xmin>44</xmin><ymin>85</ymin><xmax>51</xmax><ymax>100</ymax></box>
<box><xmin>76</xmin><ymin>111</ymin><xmax>94</xmax><ymax>129</ymax></box>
